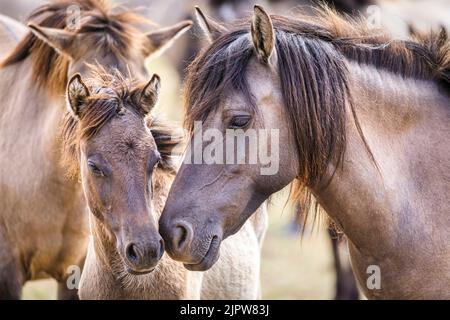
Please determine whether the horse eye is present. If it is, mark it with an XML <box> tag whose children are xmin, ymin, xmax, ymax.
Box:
<box><xmin>87</xmin><ymin>160</ymin><xmax>104</xmax><ymax>176</ymax></box>
<box><xmin>228</xmin><ymin>115</ymin><xmax>251</xmax><ymax>129</ymax></box>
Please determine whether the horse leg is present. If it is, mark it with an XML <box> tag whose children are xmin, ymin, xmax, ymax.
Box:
<box><xmin>328</xmin><ymin>226</ymin><xmax>359</xmax><ymax>300</ymax></box>
<box><xmin>0</xmin><ymin>233</ymin><xmax>24</xmax><ymax>299</ymax></box>
<box><xmin>57</xmin><ymin>282</ymin><xmax>79</xmax><ymax>300</ymax></box>
<box><xmin>0</xmin><ymin>263</ymin><xmax>23</xmax><ymax>299</ymax></box>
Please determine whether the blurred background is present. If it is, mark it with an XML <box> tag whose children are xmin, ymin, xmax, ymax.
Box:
<box><xmin>1</xmin><ymin>0</ymin><xmax>449</xmax><ymax>299</ymax></box>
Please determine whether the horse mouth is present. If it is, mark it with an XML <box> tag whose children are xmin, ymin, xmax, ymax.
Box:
<box><xmin>126</xmin><ymin>267</ymin><xmax>155</xmax><ymax>276</ymax></box>
<box><xmin>183</xmin><ymin>236</ymin><xmax>221</xmax><ymax>271</ymax></box>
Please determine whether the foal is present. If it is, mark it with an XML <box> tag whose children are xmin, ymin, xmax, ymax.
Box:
<box><xmin>63</xmin><ymin>69</ymin><xmax>267</xmax><ymax>299</ymax></box>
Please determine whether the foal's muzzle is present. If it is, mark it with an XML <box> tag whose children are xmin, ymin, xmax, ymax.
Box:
<box><xmin>122</xmin><ymin>237</ymin><xmax>164</xmax><ymax>274</ymax></box>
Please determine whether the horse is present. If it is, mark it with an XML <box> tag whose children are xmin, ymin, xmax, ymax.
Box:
<box><xmin>159</xmin><ymin>5</ymin><xmax>450</xmax><ymax>299</ymax></box>
<box><xmin>178</xmin><ymin>1</ymin><xmax>371</xmax><ymax>299</ymax></box>
<box><xmin>62</xmin><ymin>67</ymin><xmax>267</xmax><ymax>299</ymax></box>
<box><xmin>0</xmin><ymin>0</ymin><xmax>191</xmax><ymax>299</ymax></box>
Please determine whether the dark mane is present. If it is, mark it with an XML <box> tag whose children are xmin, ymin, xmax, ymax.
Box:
<box><xmin>0</xmin><ymin>0</ymin><xmax>148</xmax><ymax>95</ymax></box>
<box><xmin>184</xmin><ymin>6</ymin><xmax>450</xmax><ymax>217</ymax></box>
<box><xmin>61</xmin><ymin>67</ymin><xmax>184</xmax><ymax>177</ymax></box>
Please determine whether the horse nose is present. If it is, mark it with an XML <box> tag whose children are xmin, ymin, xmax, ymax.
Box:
<box><xmin>125</xmin><ymin>237</ymin><xmax>164</xmax><ymax>272</ymax></box>
<box><xmin>174</xmin><ymin>221</ymin><xmax>194</xmax><ymax>252</ymax></box>
<box><xmin>160</xmin><ymin>220</ymin><xmax>194</xmax><ymax>256</ymax></box>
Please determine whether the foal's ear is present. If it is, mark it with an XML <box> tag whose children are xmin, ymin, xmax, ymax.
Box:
<box><xmin>28</xmin><ymin>23</ymin><xmax>76</xmax><ymax>57</ymax></box>
<box><xmin>251</xmin><ymin>5</ymin><xmax>275</xmax><ymax>64</ymax></box>
<box><xmin>195</xmin><ymin>6</ymin><xmax>227</xmax><ymax>43</ymax></box>
<box><xmin>139</xmin><ymin>74</ymin><xmax>161</xmax><ymax>115</ymax></box>
<box><xmin>144</xmin><ymin>20</ymin><xmax>193</xmax><ymax>57</ymax></box>
<box><xmin>66</xmin><ymin>74</ymin><xmax>90</xmax><ymax>119</ymax></box>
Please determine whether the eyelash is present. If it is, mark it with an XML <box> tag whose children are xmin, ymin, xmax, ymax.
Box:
<box><xmin>228</xmin><ymin>115</ymin><xmax>251</xmax><ymax>129</ymax></box>
<box><xmin>87</xmin><ymin>160</ymin><xmax>104</xmax><ymax>176</ymax></box>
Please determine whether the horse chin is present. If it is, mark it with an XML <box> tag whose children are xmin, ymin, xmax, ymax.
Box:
<box><xmin>126</xmin><ymin>267</ymin><xmax>155</xmax><ymax>276</ymax></box>
<box><xmin>121</xmin><ymin>253</ymin><xmax>157</xmax><ymax>276</ymax></box>
<box><xmin>183</xmin><ymin>236</ymin><xmax>221</xmax><ymax>271</ymax></box>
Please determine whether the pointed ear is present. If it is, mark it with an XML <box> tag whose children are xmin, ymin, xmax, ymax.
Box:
<box><xmin>144</xmin><ymin>20</ymin><xmax>193</xmax><ymax>57</ymax></box>
<box><xmin>66</xmin><ymin>74</ymin><xmax>90</xmax><ymax>119</ymax></box>
<box><xmin>194</xmin><ymin>6</ymin><xmax>227</xmax><ymax>43</ymax></box>
<box><xmin>438</xmin><ymin>25</ymin><xmax>448</xmax><ymax>46</ymax></box>
<box><xmin>407</xmin><ymin>24</ymin><xmax>419</xmax><ymax>38</ymax></box>
<box><xmin>251</xmin><ymin>5</ymin><xmax>275</xmax><ymax>64</ymax></box>
<box><xmin>146</xmin><ymin>118</ymin><xmax>185</xmax><ymax>173</ymax></box>
<box><xmin>139</xmin><ymin>74</ymin><xmax>161</xmax><ymax>115</ymax></box>
<box><xmin>28</xmin><ymin>23</ymin><xmax>76</xmax><ymax>56</ymax></box>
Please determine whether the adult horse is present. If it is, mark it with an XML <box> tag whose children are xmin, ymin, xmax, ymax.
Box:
<box><xmin>184</xmin><ymin>0</ymin><xmax>366</xmax><ymax>300</ymax></box>
<box><xmin>0</xmin><ymin>0</ymin><xmax>191</xmax><ymax>299</ymax></box>
<box><xmin>63</xmin><ymin>68</ymin><xmax>266</xmax><ymax>299</ymax></box>
<box><xmin>160</xmin><ymin>6</ymin><xmax>450</xmax><ymax>299</ymax></box>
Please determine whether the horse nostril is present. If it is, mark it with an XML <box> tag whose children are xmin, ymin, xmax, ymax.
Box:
<box><xmin>158</xmin><ymin>239</ymin><xmax>164</xmax><ymax>259</ymax></box>
<box><xmin>177</xmin><ymin>227</ymin><xmax>187</xmax><ymax>247</ymax></box>
<box><xmin>173</xmin><ymin>222</ymin><xmax>193</xmax><ymax>251</ymax></box>
<box><xmin>126</xmin><ymin>243</ymin><xmax>141</xmax><ymax>263</ymax></box>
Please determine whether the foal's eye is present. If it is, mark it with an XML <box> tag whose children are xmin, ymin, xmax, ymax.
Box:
<box><xmin>228</xmin><ymin>115</ymin><xmax>251</xmax><ymax>129</ymax></box>
<box><xmin>87</xmin><ymin>160</ymin><xmax>104</xmax><ymax>176</ymax></box>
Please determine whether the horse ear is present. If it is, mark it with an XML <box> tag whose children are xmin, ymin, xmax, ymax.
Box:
<box><xmin>438</xmin><ymin>25</ymin><xmax>448</xmax><ymax>46</ymax></box>
<box><xmin>148</xmin><ymin>120</ymin><xmax>185</xmax><ymax>173</ymax></box>
<box><xmin>195</xmin><ymin>6</ymin><xmax>227</xmax><ymax>43</ymax></box>
<box><xmin>28</xmin><ymin>23</ymin><xmax>76</xmax><ymax>57</ymax></box>
<box><xmin>251</xmin><ymin>5</ymin><xmax>275</xmax><ymax>64</ymax></box>
<box><xmin>139</xmin><ymin>74</ymin><xmax>161</xmax><ymax>115</ymax></box>
<box><xmin>407</xmin><ymin>24</ymin><xmax>419</xmax><ymax>38</ymax></box>
<box><xmin>66</xmin><ymin>74</ymin><xmax>90</xmax><ymax>119</ymax></box>
<box><xmin>144</xmin><ymin>21</ymin><xmax>193</xmax><ymax>57</ymax></box>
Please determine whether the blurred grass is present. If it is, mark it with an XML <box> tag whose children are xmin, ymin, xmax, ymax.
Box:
<box><xmin>21</xmin><ymin>55</ymin><xmax>335</xmax><ymax>300</ymax></box>
<box><xmin>22</xmin><ymin>279</ymin><xmax>57</xmax><ymax>300</ymax></box>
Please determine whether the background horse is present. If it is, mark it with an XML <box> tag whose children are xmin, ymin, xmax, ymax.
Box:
<box><xmin>0</xmin><ymin>14</ymin><xmax>26</xmax><ymax>59</ymax></box>
<box><xmin>0</xmin><ymin>0</ymin><xmax>191</xmax><ymax>299</ymax></box>
<box><xmin>159</xmin><ymin>5</ymin><xmax>450</xmax><ymax>299</ymax></box>
<box><xmin>63</xmin><ymin>68</ymin><xmax>267</xmax><ymax>299</ymax></box>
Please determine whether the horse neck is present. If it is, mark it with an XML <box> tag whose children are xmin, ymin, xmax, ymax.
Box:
<box><xmin>0</xmin><ymin>58</ymin><xmax>78</xmax><ymax>193</ymax></box>
<box><xmin>0</xmin><ymin>57</ymin><xmax>68</xmax><ymax>132</ymax></box>
<box><xmin>312</xmin><ymin>62</ymin><xmax>450</xmax><ymax>255</ymax></box>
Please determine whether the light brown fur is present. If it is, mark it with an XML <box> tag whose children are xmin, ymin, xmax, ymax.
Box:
<box><xmin>64</xmin><ymin>70</ymin><xmax>266</xmax><ymax>299</ymax></box>
<box><xmin>160</xmin><ymin>6</ymin><xmax>450</xmax><ymax>299</ymax></box>
<box><xmin>0</xmin><ymin>0</ymin><xmax>191</xmax><ymax>299</ymax></box>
